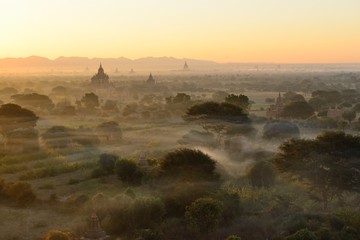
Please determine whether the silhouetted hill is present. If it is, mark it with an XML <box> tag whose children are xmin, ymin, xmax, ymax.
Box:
<box><xmin>0</xmin><ymin>56</ymin><xmax>218</xmax><ymax>72</ymax></box>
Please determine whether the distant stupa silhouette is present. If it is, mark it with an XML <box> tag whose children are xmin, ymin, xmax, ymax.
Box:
<box><xmin>91</xmin><ymin>63</ymin><xmax>109</xmax><ymax>86</ymax></box>
<box><xmin>130</xmin><ymin>68</ymin><xmax>134</xmax><ymax>74</ymax></box>
<box><xmin>146</xmin><ymin>73</ymin><xmax>155</xmax><ymax>84</ymax></box>
<box><xmin>183</xmin><ymin>61</ymin><xmax>190</xmax><ymax>71</ymax></box>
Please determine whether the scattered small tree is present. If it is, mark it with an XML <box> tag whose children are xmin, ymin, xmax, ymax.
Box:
<box><xmin>248</xmin><ymin>160</ymin><xmax>276</xmax><ymax>188</ymax></box>
<box><xmin>275</xmin><ymin>131</ymin><xmax>360</xmax><ymax>210</ymax></box>
<box><xmin>225</xmin><ymin>94</ymin><xmax>250</xmax><ymax>112</ymax></box>
<box><xmin>99</xmin><ymin>153</ymin><xmax>118</xmax><ymax>174</ymax></box>
<box><xmin>185</xmin><ymin>197</ymin><xmax>223</xmax><ymax>235</ymax></box>
<box><xmin>159</xmin><ymin>149</ymin><xmax>218</xmax><ymax>182</ymax></box>
<box><xmin>81</xmin><ymin>92</ymin><xmax>99</xmax><ymax>109</ymax></box>
<box><xmin>115</xmin><ymin>159</ymin><xmax>143</xmax><ymax>185</ymax></box>
<box><xmin>342</xmin><ymin>110</ymin><xmax>356</xmax><ymax>124</ymax></box>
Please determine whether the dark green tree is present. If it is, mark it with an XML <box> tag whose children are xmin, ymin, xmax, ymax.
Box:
<box><xmin>98</xmin><ymin>153</ymin><xmax>118</xmax><ymax>174</ymax></box>
<box><xmin>342</xmin><ymin>110</ymin><xmax>356</xmax><ymax>124</ymax></box>
<box><xmin>81</xmin><ymin>92</ymin><xmax>99</xmax><ymax>109</ymax></box>
<box><xmin>225</xmin><ymin>94</ymin><xmax>250</xmax><ymax>112</ymax></box>
<box><xmin>159</xmin><ymin>148</ymin><xmax>218</xmax><ymax>182</ymax></box>
<box><xmin>185</xmin><ymin>197</ymin><xmax>223</xmax><ymax>235</ymax></box>
<box><xmin>275</xmin><ymin>131</ymin><xmax>360</xmax><ymax>210</ymax></box>
<box><xmin>115</xmin><ymin>159</ymin><xmax>143</xmax><ymax>185</ymax></box>
<box><xmin>41</xmin><ymin>126</ymin><xmax>73</xmax><ymax>149</ymax></box>
<box><xmin>186</xmin><ymin>102</ymin><xmax>248</xmax><ymax>122</ymax></box>
<box><xmin>248</xmin><ymin>160</ymin><xmax>276</xmax><ymax>188</ymax></box>
<box><xmin>0</xmin><ymin>104</ymin><xmax>38</xmax><ymax>149</ymax></box>
<box><xmin>281</xmin><ymin>101</ymin><xmax>314</xmax><ymax>119</ymax></box>
<box><xmin>11</xmin><ymin>93</ymin><xmax>54</xmax><ymax>110</ymax></box>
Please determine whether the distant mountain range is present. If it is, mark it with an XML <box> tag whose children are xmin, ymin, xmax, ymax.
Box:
<box><xmin>0</xmin><ymin>56</ymin><xmax>359</xmax><ymax>73</ymax></box>
<box><xmin>0</xmin><ymin>56</ymin><xmax>219</xmax><ymax>72</ymax></box>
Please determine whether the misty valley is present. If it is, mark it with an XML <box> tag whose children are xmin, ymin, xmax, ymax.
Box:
<box><xmin>0</xmin><ymin>65</ymin><xmax>359</xmax><ymax>240</ymax></box>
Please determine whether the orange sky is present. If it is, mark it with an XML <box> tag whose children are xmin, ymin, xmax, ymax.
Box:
<box><xmin>1</xmin><ymin>0</ymin><xmax>360</xmax><ymax>63</ymax></box>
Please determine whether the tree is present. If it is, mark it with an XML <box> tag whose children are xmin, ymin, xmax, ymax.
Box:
<box><xmin>263</xmin><ymin>121</ymin><xmax>300</xmax><ymax>140</ymax></box>
<box><xmin>0</xmin><ymin>104</ymin><xmax>38</xmax><ymax>149</ymax></box>
<box><xmin>212</xmin><ymin>91</ymin><xmax>229</xmax><ymax>102</ymax></box>
<box><xmin>353</xmin><ymin>103</ymin><xmax>360</xmax><ymax>113</ymax></box>
<box><xmin>41</xmin><ymin>126</ymin><xmax>73</xmax><ymax>149</ymax></box>
<box><xmin>308</xmin><ymin>97</ymin><xmax>327</xmax><ymax>111</ymax></box>
<box><xmin>281</xmin><ymin>101</ymin><xmax>314</xmax><ymax>119</ymax></box>
<box><xmin>42</xmin><ymin>230</ymin><xmax>79</xmax><ymax>240</ymax></box>
<box><xmin>185</xmin><ymin>197</ymin><xmax>223</xmax><ymax>235</ymax></box>
<box><xmin>159</xmin><ymin>149</ymin><xmax>218</xmax><ymax>182</ymax></box>
<box><xmin>6</xmin><ymin>128</ymin><xmax>39</xmax><ymax>153</ymax></box>
<box><xmin>286</xmin><ymin>228</ymin><xmax>316</xmax><ymax>240</ymax></box>
<box><xmin>98</xmin><ymin>153</ymin><xmax>118</xmax><ymax>174</ymax></box>
<box><xmin>275</xmin><ymin>131</ymin><xmax>360</xmax><ymax>210</ymax></box>
<box><xmin>115</xmin><ymin>159</ymin><xmax>143</xmax><ymax>185</ymax></box>
<box><xmin>81</xmin><ymin>92</ymin><xmax>99</xmax><ymax>109</ymax></box>
<box><xmin>102</xmin><ymin>100</ymin><xmax>119</xmax><ymax>112</ymax></box>
<box><xmin>248</xmin><ymin>160</ymin><xmax>276</xmax><ymax>188</ymax></box>
<box><xmin>96</xmin><ymin>121</ymin><xmax>122</xmax><ymax>143</ymax></box>
<box><xmin>186</xmin><ymin>102</ymin><xmax>248</xmax><ymax>122</ymax></box>
<box><xmin>342</xmin><ymin>110</ymin><xmax>356</xmax><ymax>124</ymax></box>
<box><xmin>51</xmin><ymin>86</ymin><xmax>68</xmax><ymax>95</ymax></box>
<box><xmin>225</xmin><ymin>94</ymin><xmax>250</xmax><ymax>112</ymax></box>
<box><xmin>11</xmin><ymin>93</ymin><xmax>54</xmax><ymax>110</ymax></box>
<box><xmin>166</xmin><ymin>93</ymin><xmax>191</xmax><ymax>104</ymax></box>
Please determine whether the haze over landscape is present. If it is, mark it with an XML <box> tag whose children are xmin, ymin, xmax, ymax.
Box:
<box><xmin>1</xmin><ymin>0</ymin><xmax>360</xmax><ymax>63</ymax></box>
<box><xmin>0</xmin><ymin>1</ymin><xmax>360</xmax><ymax>240</ymax></box>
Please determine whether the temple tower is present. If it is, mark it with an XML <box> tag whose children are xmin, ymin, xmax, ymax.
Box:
<box><xmin>146</xmin><ymin>73</ymin><xmax>155</xmax><ymax>84</ymax></box>
<box><xmin>91</xmin><ymin>64</ymin><xmax>110</xmax><ymax>86</ymax></box>
<box><xmin>82</xmin><ymin>212</ymin><xmax>110</xmax><ymax>240</ymax></box>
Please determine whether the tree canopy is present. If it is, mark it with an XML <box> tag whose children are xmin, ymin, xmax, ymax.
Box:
<box><xmin>0</xmin><ymin>103</ymin><xmax>38</xmax><ymax>136</ymax></box>
<box><xmin>225</xmin><ymin>94</ymin><xmax>250</xmax><ymax>112</ymax></box>
<box><xmin>159</xmin><ymin>148</ymin><xmax>218</xmax><ymax>182</ymax></box>
<box><xmin>11</xmin><ymin>93</ymin><xmax>54</xmax><ymax>110</ymax></box>
<box><xmin>275</xmin><ymin>131</ymin><xmax>360</xmax><ymax>210</ymax></box>
<box><xmin>186</xmin><ymin>102</ymin><xmax>248</xmax><ymax>122</ymax></box>
<box><xmin>81</xmin><ymin>92</ymin><xmax>99</xmax><ymax>109</ymax></box>
<box><xmin>281</xmin><ymin>101</ymin><xmax>314</xmax><ymax>119</ymax></box>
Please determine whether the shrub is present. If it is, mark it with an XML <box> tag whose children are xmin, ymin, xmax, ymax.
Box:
<box><xmin>115</xmin><ymin>159</ymin><xmax>143</xmax><ymax>185</ymax></box>
<box><xmin>159</xmin><ymin>148</ymin><xmax>218</xmax><ymax>182</ymax></box>
<box><xmin>185</xmin><ymin>197</ymin><xmax>223</xmax><ymax>234</ymax></box>
<box><xmin>286</xmin><ymin>228</ymin><xmax>317</xmax><ymax>240</ymax></box>
<box><xmin>42</xmin><ymin>230</ymin><xmax>78</xmax><ymax>240</ymax></box>
<box><xmin>98</xmin><ymin>153</ymin><xmax>118</xmax><ymax>174</ymax></box>
<box><xmin>248</xmin><ymin>161</ymin><xmax>276</xmax><ymax>188</ymax></box>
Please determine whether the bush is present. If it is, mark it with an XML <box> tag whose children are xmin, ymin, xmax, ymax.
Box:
<box><xmin>98</xmin><ymin>153</ymin><xmax>118</xmax><ymax>174</ymax></box>
<box><xmin>226</xmin><ymin>235</ymin><xmax>242</xmax><ymax>240</ymax></box>
<box><xmin>42</xmin><ymin>230</ymin><xmax>78</xmax><ymax>240</ymax></box>
<box><xmin>286</xmin><ymin>228</ymin><xmax>317</xmax><ymax>240</ymax></box>
<box><xmin>248</xmin><ymin>161</ymin><xmax>276</xmax><ymax>188</ymax></box>
<box><xmin>91</xmin><ymin>167</ymin><xmax>107</xmax><ymax>178</ymax></box>
<box><xmin>2</xmin><ymin>181</ymin><xmax>36</xmax><ymax>206</ymax></box>
<box><xmin>115</xmin><ymin>159</ymin><xmax>143</xmax><ymax>185</ymax></box>
<box><xmin>185</xmin><ymin>197</ymin><xmax>223</xmax><ymax>234</ymax></box>
<box><xmin>159</xmin><ymin>148</ymin><xmax>218</xmax><ymax>182</ymax></box>
<box><xmin>263</xmin><ymin>121</ymin><xmax>300</xmax><ymax>140</ymax></box>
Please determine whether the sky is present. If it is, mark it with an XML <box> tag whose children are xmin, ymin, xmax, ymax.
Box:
<box><xmin>0</xmin><ymin>0</ymin><xmax>359</xmax><ymax>63</ymax></box>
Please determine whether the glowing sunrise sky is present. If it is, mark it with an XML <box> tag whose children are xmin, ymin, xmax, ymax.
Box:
<box><xmin>1</xmin><ymin>0</ymin><xmax>359</xmax><ymax>63</ymax></box>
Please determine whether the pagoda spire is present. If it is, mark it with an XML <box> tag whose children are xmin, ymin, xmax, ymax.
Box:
<box><xmin>183</xmin><ymin>61</ymin><xmax>189</xmax><ymax>71</ymax></box>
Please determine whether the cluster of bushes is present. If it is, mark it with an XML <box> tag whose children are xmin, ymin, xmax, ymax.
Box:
<box><xmin>91</xmin><ymin>153</ymin><xmax>144</xmax><ymax>185</ymax></box>
<box><xmin>19</xmin><ymin>161</ymin><xmax>96</xmax><ymax>180</ymax></box>
<box><xmin>0</xmin><ymin>178</ymin><xmax>36</xmax><ymax>206</ymax></box>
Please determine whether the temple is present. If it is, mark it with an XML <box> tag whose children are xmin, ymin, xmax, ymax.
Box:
<box><xmin>183</xmin><ymin>61</ymin><xmax>190</xmax><ymax>71</ymax></box>
<box><xmin>81</xmin><ymin>212</ymin><xmax>110</xmax><ymax>240</ymax></box>
<box><xmin>91</xmin><ymin>64</ymin><xmax>110</xmax><ymax>86</ymax></box>
<box><xmin>266</xmin><ymin>93</ymin><xmax>284</xmax><ymax>119</ymax></box>
<box><xmin>146</xmin><ymin>73</ymin><xmax>155</xmax><ymax>84</ymax></box>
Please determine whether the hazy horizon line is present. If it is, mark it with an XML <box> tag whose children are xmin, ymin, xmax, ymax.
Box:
<box><xmin>1</xmin><ymin>55</ymin><xmax>360</xmax><ymax>65</ymax></box>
